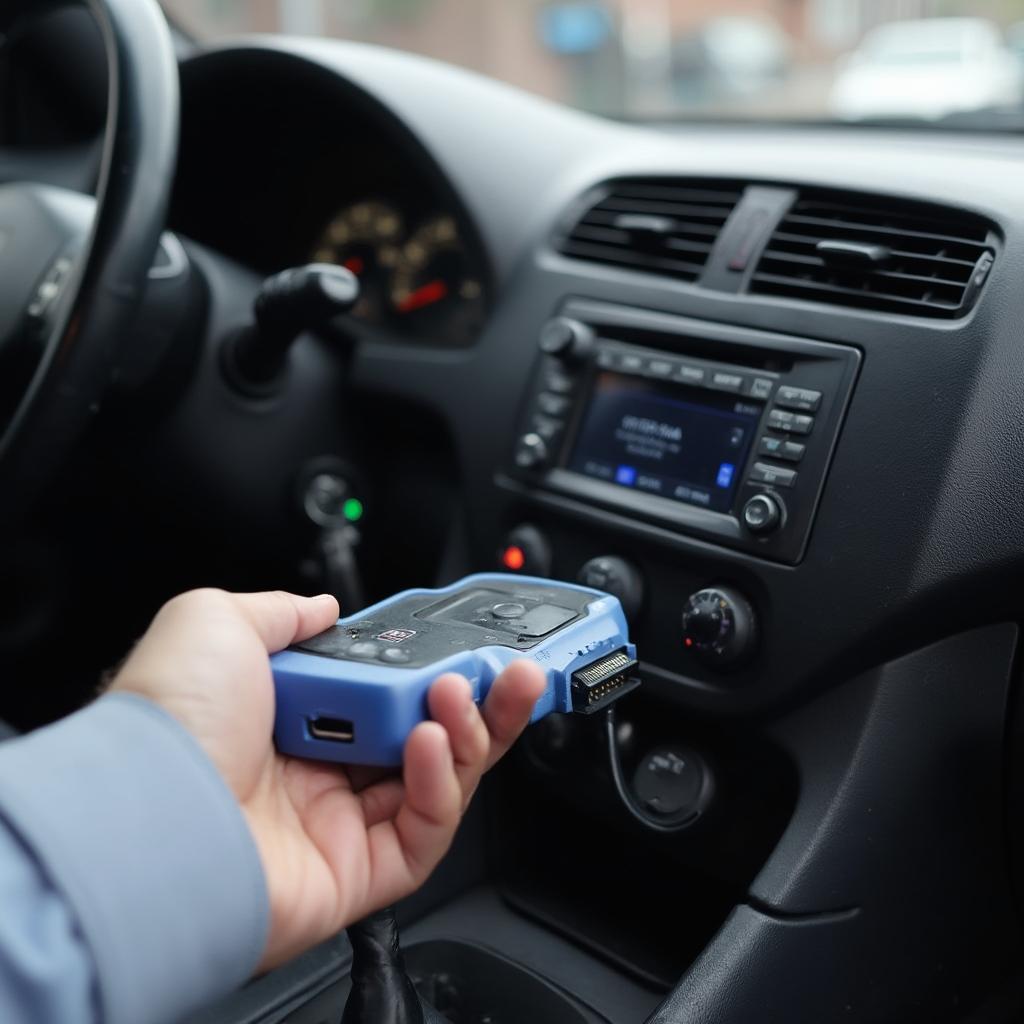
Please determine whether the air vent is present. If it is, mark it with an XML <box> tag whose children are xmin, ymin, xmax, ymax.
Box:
<box><xmin>750</xmin><ymin>192</ymin><xmax>996</xmax><ymax>318</ymax></box>
<box><xmin>558</xmin><ymin>179</ymin><xmax>743</xmax><ymax>283</ymax></box>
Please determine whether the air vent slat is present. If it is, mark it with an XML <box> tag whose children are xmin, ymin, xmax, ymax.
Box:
<box><xmin>750</xmin><ymin>272</ymin><xmax>963</xmax><ymax>313</ymax></box>
<box><xmin>582</xmin><ymin>210</ymin><xmax>723</xmax><ymax>239</ymax></box>
<box><xmin>597</xmin><ymin>197</ymin><xmax>736</xmax><ymax>223</ymax></box>
<box><xmin>750</xmin><ymin>190</ymin><xmax>995</xmax><ymax>319</ymax></box>
<box><xmin>783</xmin><ymin>214</ymin><xmax>988</xmax><ymax>254</ymax></box>
<box><xmin>768</xmin><ymin>234</ymin><xmax>978</xmax><ymax>272</ymax></box>
<box><xmin>758</xmin><ymin>251</ymin><xmax>970</xmax><ymax>289</ymax></box>
<box><xmin>610</xmin><ymin>184</ymin><xmax>744</xmax><ymax>204</ymax></box>
<box><xmin>557</xmin><ymin>178</ymin><xmax>742</xmax><ymax>283</ymax></box>
<box><xmin>560</xmin><ymin>240</ymin><xmax>706</xmax><ymax>279</ymax></box>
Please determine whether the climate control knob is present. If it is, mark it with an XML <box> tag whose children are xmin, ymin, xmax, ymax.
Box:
<box><xmin>682</xmin><ymin>586</ymin><xmax>757</xmax><ymax>668</ymax></box>
<box><xmin>577</xmin><ymin>555</ymin><xmax>644</xmax><ymax>621</ymax></box>
<box><xmin>514</xmin><ymin>432</ymin><xmax>548</xmax><ymax>469</ymax></box>
<box><xmin>742</xmin><ymin>493</ymin><xmax>783</xmax><ymax>535</ymax></box>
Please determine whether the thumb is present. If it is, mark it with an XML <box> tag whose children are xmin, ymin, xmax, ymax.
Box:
<box><xmin>230</xmin><ymin>591</ymin><xmax>340</xmax><ymax>652</ymax></box>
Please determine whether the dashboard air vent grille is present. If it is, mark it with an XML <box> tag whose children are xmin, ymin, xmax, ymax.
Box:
<box><xmin>750</xmin><ymin>192</ymin><xmax>996</xmax><ymax>318</ymax></box>
<box><xmin>558</xmin><ymin>179</ymin><xmax>743</xmax><ymax>283</ymax></box>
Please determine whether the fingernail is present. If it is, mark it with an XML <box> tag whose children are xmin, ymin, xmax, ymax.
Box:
<box><xmin>312</xmin><ymin>594</ymin><xmax>335</xmax><ymax>601</ymax></box>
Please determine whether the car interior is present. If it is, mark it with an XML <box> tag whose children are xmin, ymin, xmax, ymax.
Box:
<box><xmin>4</xmin><ymin>0</ymin><xmax>1024</xmax><ymax>1021</ymax></box>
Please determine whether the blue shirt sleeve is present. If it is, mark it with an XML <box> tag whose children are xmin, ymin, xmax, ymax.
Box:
<box><xmin>0</xmin><ymin>693</ymin><xmax>270</xmax><ymax>1024</ymax></box>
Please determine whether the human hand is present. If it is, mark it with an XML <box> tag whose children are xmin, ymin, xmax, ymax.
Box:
<box><xmin>109</xmin><ymin>588</ymin><xmax>545</xmax><ymax>969</ymax></box>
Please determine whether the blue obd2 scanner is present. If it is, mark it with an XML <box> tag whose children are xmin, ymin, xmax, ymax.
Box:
<box><xmin>272</xmin><ymin>573</ymin><xmax>639</xmax><ymax>765</ymax></box>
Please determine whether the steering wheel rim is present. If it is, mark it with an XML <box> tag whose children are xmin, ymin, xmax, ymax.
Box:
<box><xmin>0</xmin><ymin>0</ymin><xmax>178</xmax><ymax>521</ymax></box>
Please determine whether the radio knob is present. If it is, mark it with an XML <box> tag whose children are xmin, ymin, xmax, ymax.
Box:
<box><xmin>514</xmin><ymin>432</ymin><xmax>549</xmax><ymax>469</ymax></box>
<box><xmin>538</xmin><ymin>317</ymin><xmax>594</xmax><ymax>362</ymax></box>
<box><xmin>742</xmin><ymin>493</ymin><xmax>783</xmax><ymax>535</ymax></box>
<box><xmin>682</xmin><ymin>586</ymin><xmax>757</xmax><ymax>668</ymax></box>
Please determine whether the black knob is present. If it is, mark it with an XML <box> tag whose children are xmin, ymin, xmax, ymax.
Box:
<box><xmin>682</xmin><ymin>586</ymin><xmax>757</xmax><ymax>668</ymax></box>
<box><xmin>514</xmin><ymin>432</ymin><xmax>548</xmax><ymax>469</ymax></box>
<box><xmin>742</xmin><ymin>493</ymin><xmax>783</xmax><ymax>535</ymax></box>
<box><xmin>578</xmin><ymin>555</ymin><xmax>644</xmax><ymax>620</ymax></box>
<box><xmin>539</xmin><ymin>317</ymin><xmax>594</xmax><ymax>362</ymax></box>
<box><xmin>223</xmin><ymin>263</ymin><xmax>360</xmax><ymax>395</ymax></box>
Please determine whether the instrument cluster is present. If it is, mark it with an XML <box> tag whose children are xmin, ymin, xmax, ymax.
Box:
<box><xmin>311</xmin><ymin>199</ymin><xmax>487</xmax><ymax>345</ymax></box>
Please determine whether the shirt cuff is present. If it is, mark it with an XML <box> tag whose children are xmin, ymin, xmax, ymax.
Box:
<box><xmin>0</xmin><ymin>692</ymin><xmax>269</xmax><ymax>1024</ymax></box>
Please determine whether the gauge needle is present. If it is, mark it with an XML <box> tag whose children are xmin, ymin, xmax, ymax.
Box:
<box><xmin>397</xmin><ymin>279</ymin><xmax>448</xmax><ymax>313</ymax></box>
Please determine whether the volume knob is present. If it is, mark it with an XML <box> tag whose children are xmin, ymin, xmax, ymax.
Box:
<box><xmin>538</xmin><ymin>317</ymin><xmax>594</xmax><ymax>362</ymax></box>
<box><xmin>742</xmin><ymin>493</ymin><xmax>783</xmax><ymax>535</ymax></box>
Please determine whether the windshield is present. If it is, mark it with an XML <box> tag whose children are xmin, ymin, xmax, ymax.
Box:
<box><xmin>162</xmin><ymin>1</ymin><xmax>1024</xmax><ymax>127</ymax></box>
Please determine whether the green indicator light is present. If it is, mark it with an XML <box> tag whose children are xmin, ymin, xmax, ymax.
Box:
<box><xmin>342</xmin><ymin>497</ymin><xmax>364</xmax><ymax>523</ymax></box>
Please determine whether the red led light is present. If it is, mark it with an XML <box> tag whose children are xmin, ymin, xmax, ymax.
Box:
<box><xmin>684</xmin><ymin>637</ymin><xmax>694</xmax><ymax>648</ymax></box>
<box><xmin>343</xmin><ymin>256</ymin><xmax>365</xmax><ymax>275</ymax></box>
<box><xmin>501</xmin><ymin>545</ymin><xmax>526</xmax><ymax>571</ymax></box>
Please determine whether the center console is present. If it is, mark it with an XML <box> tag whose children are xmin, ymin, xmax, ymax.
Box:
<box><xmin>508</xmin><ymin>300</ymin><xmax>860</xmax><ymax>565</ymax></box>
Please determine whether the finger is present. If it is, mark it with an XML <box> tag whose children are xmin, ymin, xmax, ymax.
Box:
<box><xmin>369</xmin><ymin>721</ymin><xmax>461</xmax><ymax>893</ymax></box>
<box><xmin>482</xmin><ymin>660</ymin><xmax>546</xmax><ymax>770</ymax></box>
<box><xmin>357</xmin><ymin>777</ymin><xmax>406</xmax><ymax>827</ymax></box>
<box><xmin>230</xmin><ymin>591</ymin><xmax>339</xmax><ymax>652</ymax></box>
<box><xmin>427</xmin><ymin>674</ymin><xmax>489</xmax><ymax>807</ymax></box>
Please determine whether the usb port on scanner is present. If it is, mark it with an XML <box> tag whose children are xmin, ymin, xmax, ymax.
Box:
<box><xmin>307</xmin><ymin>716</ymin><xmax>355</xmax><ymax>743</ymax></box>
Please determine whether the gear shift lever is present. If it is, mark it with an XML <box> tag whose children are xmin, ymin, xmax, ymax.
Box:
<box><xmin>341</xmin><ymin>907</ymin><xmax>448</xmax><ymax>1024</ymax></box>
<box><xmin>222</xmin><ymin>262</ymin><xmax>359</xmax><ymax>396</ymax></box>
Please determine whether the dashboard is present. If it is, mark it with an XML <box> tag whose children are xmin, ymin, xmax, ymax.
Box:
<box><xmin>9</xmin><ymin>18</ymin><xmax>1024</xmax><ymax>1024</ymax></box>
<box><xmin>149</xmin><ymin>37</ymin><xmax>1024</xmax><ymax>1024</ymax></box>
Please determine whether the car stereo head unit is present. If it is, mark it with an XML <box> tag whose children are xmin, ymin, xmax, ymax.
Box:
<box><xmin>509</xmin><ymin>300</ymin><xmax>860</xmax><ymax>564</ymax></box>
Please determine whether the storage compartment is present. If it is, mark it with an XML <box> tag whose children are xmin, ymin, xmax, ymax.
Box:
<box><xmin>281</xmin><ymin>940</ymin><xmax>608</xmax><ymax>1024</ymax></box>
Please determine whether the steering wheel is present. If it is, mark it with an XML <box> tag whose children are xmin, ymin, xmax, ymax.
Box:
<box><xmin>0</xmin><ymin>0</ymin><xmax>178</xmax><ymax>522</ymax></box>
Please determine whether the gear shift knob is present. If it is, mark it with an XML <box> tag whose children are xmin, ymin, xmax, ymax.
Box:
<box><xmin>223</xmin><ymin>263</ymin><xmax>359</xmax><ymax>395</ymax></box>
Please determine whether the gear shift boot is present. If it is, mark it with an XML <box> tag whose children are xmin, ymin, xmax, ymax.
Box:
<box><xmin>341</xmin><ymin>908</ymin><xmax>448</xmax><ymax>1024</ymax></box>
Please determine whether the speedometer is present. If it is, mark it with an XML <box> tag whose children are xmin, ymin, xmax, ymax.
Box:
<box><xmin>389</xmin><ymin>216</ymin><xmax>485</xmax><ymax>337</ymax></box>
<box><xmin>311</xmin><ymin>200</ymin><xmax>404</xmax><ymax>323</ymax></box>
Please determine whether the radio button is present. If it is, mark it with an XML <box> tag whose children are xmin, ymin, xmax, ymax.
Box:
<box><xmin>742</xmin><ymin>494</ymin><xmax>783</xmax><ymax>535</ymax></box>
<box><xmin>767</xmin><ymin>409</ymin><xmax>814</xmax><ymax>435</ymax></box>
<box><xmin>543</xmin><ymin>369</ymin><xmax>575</xmax><ymax>394</ymax></box>
<box><xmin>776</xmin><ymin>386</ymin><xmax>822</xmax><ymax>412</ymax></box>
<box><xmin>678</xmin><ymin>365</ymin><xmax>706</xmax><ymax>385</ymax></box>
<box><xmin>750</xmin><ymin>377</ymin><xmax>774</xmax><ymax>400</ymax></box>
<box><xmin>515</xmin><ymin>433</ymin><xmax>549</xmax><ymax>469</ymax></box>
<box><xmin>537</xmin><ymin>392</ymin><xmax>571</xmax><ymax>417</ymax></box>
<box><xmin>710</xmin><ymin>371</ymin><xmax>744</xmax><ymax>393</ymax></box>
<box><xmin>621</xmin><ymin>353</ymin><xmax>644</xmax><ymax>373</ymax></box>
<box><xmin>531</xmin><ymin>414</ymin><xmax>563</xmax><ymax>440</ymax></box>
<box><xmin>647</xmin><ymin>358</ymin><xmax>675</xmax><ymax>378</ymax></box>
<box><xmin>597</xmin><ymin>350</ymin><xmax>616</xmax><ymax>369</ymax></box>
<box><xmin>750</xmin><ymin>462</ymin><xmax>797</xmax><ymax>488</ymax></box>
<box><xmin>758</xmin><ymin>436</ymin><xmax>805</xmax><ymax>462</ymax></box>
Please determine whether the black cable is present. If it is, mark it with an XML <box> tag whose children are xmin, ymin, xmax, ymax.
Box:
<box><xmin>604</xmin><ymin>706</ymin><xmax>700</xmax><ymax>833</ymax></box>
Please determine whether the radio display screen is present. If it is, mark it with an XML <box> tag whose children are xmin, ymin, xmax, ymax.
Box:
<box><xmin>567</xmin><ymin>371</ymin><xmax>763</xmax><ymax>514</ymax></box>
